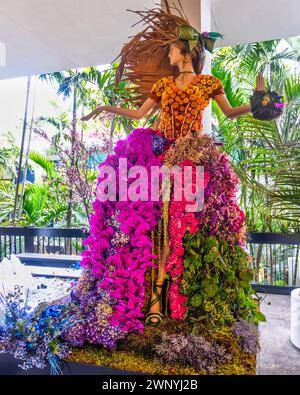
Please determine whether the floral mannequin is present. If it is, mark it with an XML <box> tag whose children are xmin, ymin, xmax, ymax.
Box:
<box><xmin>81</xmin><ymin>40</ymin><xmax>265</xmax><ymax>324</ymax></box>
<box><xmin>0</xmin><ymin>3</ymin><xmax>276</xmax><ymax>373</ymax></box>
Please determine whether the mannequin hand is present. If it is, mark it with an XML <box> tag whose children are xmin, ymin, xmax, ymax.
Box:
<box><xmin>81</xmin><ymin>106</ymin><xmax>104</xmax><ymax>122</ymax></box>
<box><xmin>255</xmin><ymin>72</ymin><xmax>266</xmax><ymax>91</ymax></box>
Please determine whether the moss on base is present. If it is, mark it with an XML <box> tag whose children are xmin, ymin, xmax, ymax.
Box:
<box><xmin>67</xmin><ymin>347</ymin><xmax>203</xmax><ymax>375</ymax></box>
<box><xmin>66</xmin><ymin>318</ymin><xmax>257</xmax><ymax>375</ymax></box>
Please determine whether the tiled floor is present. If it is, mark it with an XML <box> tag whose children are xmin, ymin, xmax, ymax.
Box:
<box><xmin>257</xmin><ymin>293</ymin><xmax>300</xmax><ymax>375</ymax></box>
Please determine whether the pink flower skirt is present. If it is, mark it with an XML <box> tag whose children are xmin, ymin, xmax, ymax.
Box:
<box><xmin>64</xmin><ymin>128</ymin><xmax>248</xmax><ymax>348</ymax></box>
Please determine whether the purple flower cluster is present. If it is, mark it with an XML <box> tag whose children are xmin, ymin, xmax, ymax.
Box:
<box><xmin>63</xmin><ymin>266</ymin><xmax>125</xmax><ymax>348</ymax></box>
<box><xmin>64</xmin><ymin>128</ymin><xmax>163</xmax><ymax>347</ymax></box>
<box><xmin>154</xmin><ymin>331</ymin><xmax>231</xmax><ymax>372</ymax></box>
<box><xmin>232</xmin><ymin>318</ymin><xmax>259</xmax><ymax>354</ymax></box>
<box><xmin>196</xmin><ymin>150</ymin><xmax>247</xmax><ymax>246</ymax></box>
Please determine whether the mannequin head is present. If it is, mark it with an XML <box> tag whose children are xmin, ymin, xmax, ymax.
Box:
<box><xmin>168</xmin><ymin>41</ymin><xmax>205</xmax><ymax>74</ymax></box>
<box><xmin>168</xmin><ymin>43</ymin><xmax>191</xmax><ymax>67</ymax></box>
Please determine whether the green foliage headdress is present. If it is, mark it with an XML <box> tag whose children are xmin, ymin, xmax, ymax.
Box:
<box><xmin>177</xmin><ymin>25</ymin><xmax>223</xmax><ymax>53</ymax></box>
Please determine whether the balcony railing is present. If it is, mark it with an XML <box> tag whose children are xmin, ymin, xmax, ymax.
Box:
<box><xmin>1</xmin><ymin>227</ymin><xmax>300</xmax><ymax>294</ymax></box>
<box><xmin>247</xmin><ymin>232</ymin><xmax>300</xmax><ymax>294</ymax></box>
<box><xmin>0</xmin><ymin>226</ymin><xmax>89</xmax><ymax>258</ymax></box>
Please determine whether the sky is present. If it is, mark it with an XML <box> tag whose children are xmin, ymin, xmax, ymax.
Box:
<box><xmin>0</xmin><ymin>64</ymin><xmax>110</xmax><ymax>154</ymax></box>
<box><xmin>0</xmin><ymin>75</ymin><xmax>69</xmax><ymax>151</ymax></box>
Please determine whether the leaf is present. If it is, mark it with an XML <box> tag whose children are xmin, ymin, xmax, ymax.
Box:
<box><xmin>191</xmin><ymin>295</ymin><xmax>202</xmax><ymax>307</ymax></box>
<box><xmin>189</xmin><ymin>248</ymin><xmax>199</xmax><ymax>256</ymax></box>
<box><xmin>256</xmin><ymin>311</ymin><xmax>267</xmax><ymax>322</ymax></box>
<box><xmin>205</xmin><ymin>283</ymin><xmax>218</xmax><ymax>298</ymax></box>
<box><xmin>239</xmin><ymin>270</ymin><xmax>253</xmax><ymax>281</ymax></box>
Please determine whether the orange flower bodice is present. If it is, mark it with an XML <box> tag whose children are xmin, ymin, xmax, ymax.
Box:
<box><xmin>149</xmin><ymin>74</ymin><xmax>225</xmax><ymax>140</ymax></box>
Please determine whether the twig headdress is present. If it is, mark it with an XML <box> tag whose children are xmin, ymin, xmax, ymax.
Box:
<box><xmin>114</xmin><ymin>1</ymin><xmax>223</xmax><ymax>106</ymax></box>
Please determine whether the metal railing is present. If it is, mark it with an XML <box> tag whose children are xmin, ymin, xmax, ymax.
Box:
<box><xmin>247</xmin><ymin>232</ymin><xmax>300</xmax><ymax>294</ymax></box>
<box><xmin>1</xmin><ymin>227</ymin><xmax>300</xmax><ymax>294</ymax></box>
<box><xmin>0</xmin><ymin>226</ymin><xmax>89</xmax><ymax>259</ymax></box>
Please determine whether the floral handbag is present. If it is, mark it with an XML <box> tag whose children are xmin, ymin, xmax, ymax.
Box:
<box><xmin>250</xmin><ymin>89</ymin><xmax>285</xmax><ymax>121</ymax></box>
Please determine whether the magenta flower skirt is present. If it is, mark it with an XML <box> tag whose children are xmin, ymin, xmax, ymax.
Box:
<box><xmin>63</xmin><ymin>127</ymin><xmax>249</xmax><ymax>349</ymax></box>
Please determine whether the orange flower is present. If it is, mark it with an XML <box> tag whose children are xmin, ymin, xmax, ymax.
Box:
<box><xmin>191</xmin><ymin>101</ymin><xmax>197</xmax><ymax>108</ymax></box>
<box><xmin>190</xmin><ymin>94</ymin><xmax>196</xmax><ymax>101</ymax></box>
<box><xmin>200</xmin><ymin>79</ymin><xmax>207</xmax><ymax>85</ymax></box>
<box><xmin>173</xmin><ymin>102</ymin><xmax>179</xmax><ymax>109</ymax></box>
<box><xmin>206</xmin><ymin>87</ymin><xmax>213</xmax><ymax>94</ymax></box>
<box><xmin>191</xmin><ymin>109</ymin><xmax>197</xmax><ymax>115</ymax></box>
<box><xmin>179</xmin><ymin>106</ymin><xmax>185</xmax><ymax>112</ymax></box>
<box><xmin>212</xmin><ymin>83</ymin><xmax>218</xmax><ymax>90</ymax></box>
<box><xmin>207</xmin><ymin>79</ymin><xmax>212</xmax><ymax>85</ymax></box>
<box><xmin>183</xmin><ymin>97</ymin><xmax>189</xmax><ymax>104</ymax></box>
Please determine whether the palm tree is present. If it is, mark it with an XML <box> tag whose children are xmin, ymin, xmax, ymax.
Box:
<box><xmin>38</xmin><ymin>66</ymin><xmax>141</xmax><ymax>228</ymax></box>
<box><xmin>39</xmin><ymin>70</ymin><xmax>87</xmax><ymax>228</ymax></box>
<box><xmin>212</xmin><ymin>39</ymin><xmax>300</xmax><ymax>230</ymax></box>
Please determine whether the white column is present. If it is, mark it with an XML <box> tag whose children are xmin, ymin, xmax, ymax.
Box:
<box><xmin>199</xmin><ymin>0</ymin><xmax>212</xmax><ymax>134</ymax></box>
<box><xmin>161</xmin><ymin>0</ymin><xmax>213</xmax><ymax>133</ymax></box>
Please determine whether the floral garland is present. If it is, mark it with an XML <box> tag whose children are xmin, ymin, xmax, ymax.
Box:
<box><xmin>164</xmin><ymin>159</ymin><xmax>210</xmax><ymax>320</ymax></box>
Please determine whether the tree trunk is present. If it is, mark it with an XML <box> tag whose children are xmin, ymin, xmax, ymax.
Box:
<box><xmin>66</xmin><ymin>75</ymin><xmax>78</xmax><ymax>230</ymax></box>
<box><xmin>18</xmin><ymin>76</ymin><xmax>37</xmax><ymax>221</ymax></box>
<box><xmin>12</xmin><ymin>76</ymin><xmax>31</xmax><ymax>225</ymax></box>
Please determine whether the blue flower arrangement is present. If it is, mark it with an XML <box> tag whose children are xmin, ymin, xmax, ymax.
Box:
<box><xmin>0</xmin><ymin>285</ymin><xmax>82</xmax><ymax>374</ymax></box>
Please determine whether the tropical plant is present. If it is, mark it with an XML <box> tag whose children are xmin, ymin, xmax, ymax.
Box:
<box><xmin>211</xmin><ymin>39</ymin><xmax>300</xmax><ymax>232</ymax></box>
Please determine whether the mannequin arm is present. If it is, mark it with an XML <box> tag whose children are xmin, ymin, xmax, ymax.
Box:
<box><xmin>214</xmin><ymin>94</ymin><xmax>251</xmax><ymax>118</ymax></box>
<box><xmin>213</xmin><ymin>72</ymin><xmax>266</xmax><ymax>119</ymax></box>
<box><xmin>100</xmin><ymin>98</ymin><xmax>157</xmax><ymax>120</ymax></box>
<box><xmin>81</xmin><ymin>98</ymin><xmax>157</xmax><ymax>121</ymax></box>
